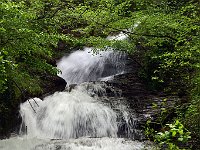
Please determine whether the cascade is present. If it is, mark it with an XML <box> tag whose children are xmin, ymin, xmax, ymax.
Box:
<box><xmin>0</xmin><ymin>33</ymin><xmax>151</xmax><ymax>150</ymax></box>
<box><xmin>19</xmin><ymin>84</ymin><xmax>118</xmax><ymax>139</ymax></box>
<box><xmin>57</xmin><ymin>47</ymin><xmax>127</xmax><ymax>84</ymax></box>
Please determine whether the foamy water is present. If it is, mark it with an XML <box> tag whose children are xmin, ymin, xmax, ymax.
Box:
<box><xmin>57</xmin><ymin>47</ymin><xmax>126</xmax><ymax>84</ymax></box>
<box><xmin>0</xmin><ymin>137</ymin><xmax>151</xmax><ymax>150</ymax></box>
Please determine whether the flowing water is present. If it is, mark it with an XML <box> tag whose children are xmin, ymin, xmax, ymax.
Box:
<box><xmin>0</xmin><ymin>33</ymin><xmax>152</xmax><ymax>150</ymax></box>
<box><xmin>57</xmin><ymin>47</ymin><xmax>127</xmax><ymax>84</ymax></box>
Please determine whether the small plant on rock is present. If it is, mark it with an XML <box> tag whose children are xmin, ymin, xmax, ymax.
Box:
<box><xmin>155</xmin><ymin>120</ymin><xmax>191</xmax><ymax>150</ymax></box>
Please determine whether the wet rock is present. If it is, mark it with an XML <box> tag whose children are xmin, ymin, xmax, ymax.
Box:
<box><xmin>65</xmin><ymin>84</ymin><xmax>77</xmax><ymax>92</ymax></box>
<box><xmin>104</xmin><ymin>72</ymin><xmax>179</xmax><ymax>139</ymax></box>
<box><xmin>39</xmin><ymin>75</ymin><xmax>67</xmax><ymax>99</ymax></box>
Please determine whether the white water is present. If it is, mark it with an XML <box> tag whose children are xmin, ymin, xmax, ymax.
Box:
<box><xmin>106</xmin><ymin>31</ymin><xmax>128</xmax><ymax>40</ymax></box>
<box><xmin>0</xmin><ymin>83</ymin><xmax>150</xmax><ymax>150</ymax></box>
<box><xmin>0</xmin><ymin>137</ymin><xmax>150</xmax><ymax>150</ymax></box>
<box><xmin>57</xmin><ymin>47</ymin><xmax>126</xmax><ymax>84</ymax></box>
<box><xmin>0</xmin><ymin>33</ymin><xmax>151</xmax><ymax>150</ymax></box>
<box><xmin>19</xmin><ymin>84</ymin><xmax>117</xmax><ymax>139</ymax></box>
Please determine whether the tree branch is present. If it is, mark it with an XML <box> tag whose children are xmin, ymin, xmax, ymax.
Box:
<box><xmin>12</xmin><ymin>79</ymin><xmax>39</xmax><ymax>113</ymax></box>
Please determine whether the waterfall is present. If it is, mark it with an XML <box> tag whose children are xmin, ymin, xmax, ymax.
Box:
<box><xmin>0</xmin><ymin>33</ymin><xmax>151</xmax><ymax>150</ymax></box>
<box><xmin>57</xmin><ymin>47</ymin><xmax>127</xmax><ymax>84</ymax></box>
<box><xmin>19</xmin><ymin>84</ymin><xmax>118</xmax><ymax>139</ymax></box>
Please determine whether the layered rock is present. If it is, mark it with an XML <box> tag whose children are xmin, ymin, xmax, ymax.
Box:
<box><xmin>105</xmin><ymin>72</ymin><xmax>179</xmax><ymax>139</ymax></box>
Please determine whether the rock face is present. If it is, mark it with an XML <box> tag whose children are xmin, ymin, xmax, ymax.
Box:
<box><xmin>105</xmin><ymin>72</ymin><xmax>179</xmax><ymax>139</ymax></box>
<box><xmin>0</xmin><ymin>75</ymin><xmax>67</xmax><ymax>139</ymax></box>
<box><xmin>109</xmin><ymin>73</ymin><xmax>178</xmax><ymax>118</ymax></box>
<box><xmin>39</xmin><ymin>75</ymin><xmax>67</xmax><ymax>98</ymax></box>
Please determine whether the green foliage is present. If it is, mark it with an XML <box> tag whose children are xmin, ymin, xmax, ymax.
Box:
<box><xmin>0</xmin><ymin>1</ymin><xmax>63</xmax><ymax>95</ymax></box>
<box><xmin>145</xmin><ymin>98</ymin><xmax>172</xmax><ymax>137</ymax></box>
<box><xmin>145</xmin><ymin>99</ymin><xmax>191</xmax><ymax>149</ymax></box>
<box><xmin>150</xmin><ymin>98</ymin><xmax>173</xmax><ymax>129</ymax></box>
<box><xmin>155</xmin><ymin>120</ymin><xmax>191</xmax><ymax>150</ymax></box>
<box><xmin>184</xmin><ymin>71</ymin><xmax>200</xmax><ymax>143</ymax></box>
<box><xmin>131</xmin><ymin>2</ymin><xmax>200</xmax><ymax>93</ymax></box>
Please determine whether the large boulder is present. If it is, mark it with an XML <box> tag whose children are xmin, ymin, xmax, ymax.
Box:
<box><xmin>39</xmin><ymin>75</ymin><xmax>67</xmax><ymax>99</ymax></box>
